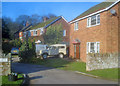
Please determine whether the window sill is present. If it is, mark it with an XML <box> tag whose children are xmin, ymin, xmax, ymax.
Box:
<box><xmin>87</xmin><ymin>23</ymin><xmax>100</xmax><ymax>28</ymax></box>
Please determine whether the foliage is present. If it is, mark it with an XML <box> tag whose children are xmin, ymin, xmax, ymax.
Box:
<box><xmin>19</xmin><ymin>37</ymin><xmax>36</xmax><ymax>63</ymax></box>
<box><xmin>2</xmin><ymin>18</ymin><xmax>10</xmax><ymax>39</ymax></box>
<box><xmin>2</xmin><ymin>41</ymin><xmax>13</xmax><ymax>54</ymax></box>
<box><xmin>30</xmin><ymin>16</ymin><xmax>59</xmax><ymax>30</ymax></box>
<box><xmin>13</xmin><ymin>39</ymin><xmax>22</xmax><ymax>48</ymax></box>
<box><xmin>43</xmin><ymin>23</ymin><xmax>63</xmax><ymax>44</ymax></box>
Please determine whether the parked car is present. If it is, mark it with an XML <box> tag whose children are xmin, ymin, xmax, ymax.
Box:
<box><xmin>39</xmin><ymin>44</ymin><xmax>67</xmax><ymax>59</ymax></box>
<box><xmin>11</xmin><ymin>47</ymin><xmax>19</xmax><ymax>55</ymax></box>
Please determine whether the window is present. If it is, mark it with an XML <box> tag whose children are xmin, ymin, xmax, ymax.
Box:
<box><xmin>58</xmin><ymin>46</ymin><xmax>65</xmax><ymax>49</ymax></box>
<box><xmin>63</xmin><ymin>30</ymin><xmax>66</xmax><ymax>36</ymax></box>
<box><xmin>40</xmin><ymin>28</ymin><xmax>44</xmax><ymax>35</ymax></box>
<box><xmin>33</xmin><ymin>30</ymin><xmax>37</xmax><ymax>36</ymax></box>
<box><xmin>97</xmin><ymin>14</ymin><xmax>100</xmax><ymax>24</ymax></box>
<box><xmin>74</xmin><ymin>22</ymin><xmax>78</xmax><ymax>30</ymax></box>
<box><xmin>23</xmin><ymin>32</ymin><xmax>26</xmax><ymax>37</ymax></box>
<box><xmin>91</xmin><ymin>15</ymin><xmax>96</xmax><ymax>25</ymax></box>
<box><xmin>87</xmin><ymin>14</ymin><xmax>100</xmax><ymax>27</ymax></box>
<box><xmin>28</xmin><ymin>31</ymin><xmax>31</xmax><ymax>37</ymax></box>
<box><xmin>86</xmin><ymin>42</ymin><xmax>100</xmax><ymax>54</ymax></box>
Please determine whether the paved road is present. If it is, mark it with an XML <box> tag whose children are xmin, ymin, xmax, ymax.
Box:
<box><xmin>12</xmin><ymin>62</ymin><xmax>118</xmax><ymax>84</ymax></box>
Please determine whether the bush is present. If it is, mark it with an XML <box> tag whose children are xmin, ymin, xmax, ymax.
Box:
<box><xmin>2</xmin><ymin>41</ymin><xmax>13</xmax><ymax>54</ymax></box>
<box><xmin>19</xmin><ymin>38</ymin><xmax>36</xmax><ymax>63</ymax></box>
<box><xmin>13</xmin><ymin>39</ymin><xmax>22</xmax><ymax>47</ymax></box>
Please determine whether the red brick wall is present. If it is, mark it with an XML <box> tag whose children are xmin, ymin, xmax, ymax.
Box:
<box><xmin>37</xmin><ymin>30</ymin><xmax>40</xmax><ymax>36</ymax></box>
<box><xmin>31</xmin><ymin>31</ymin><xmax>33</xmax><ymax>36</ymax></box>
<box><xmin>19</xmin><ymin>32</ymin><xmax>23</xmax><ymax>38</ymax></box>
<box><xmin>118</xmin><ymin>3</ymin><xmax>120</xmax><ymax>53</ymax></box>
<box><xmin>69</xmin><ymin>3</ymin><xmax>119</xmax><ymax>62</ymax></box>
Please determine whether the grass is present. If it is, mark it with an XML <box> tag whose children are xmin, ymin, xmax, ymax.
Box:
<box><xmin>1</xmin><ymin>74</ymin><xmax>23</xmax><ymax>86</ymax></box>
<box><xmin>27</xmin><ymin>57</ymin><xmax>119</xmax><ymax>80</ymax></box>
<box><xmin>12</xmin><ymin>55</ymin><xmax>18</xmax><ymax>58</ymax></box>
<box><xmin>28</xmin><ymin>57</ymin><xmax>70</xmax><ymax>68</ymax></box>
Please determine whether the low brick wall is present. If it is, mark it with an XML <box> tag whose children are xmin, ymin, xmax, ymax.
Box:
<box><xmin>86</xmin><ymin>53</ymin><xmax>119</xmax><ymax>71</ymax></box>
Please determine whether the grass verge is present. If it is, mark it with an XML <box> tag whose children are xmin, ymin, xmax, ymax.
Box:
<box><xmin>1</xmin><ymin>74</ymin><xmax>23</xmax><ymax>86</ymax></box>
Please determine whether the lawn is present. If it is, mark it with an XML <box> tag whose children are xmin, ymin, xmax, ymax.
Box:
<box><xmin>1</xmin><ymin>74</ymin><xmax>23</xmax><ymax>86</ymax></box>
<box><xmin>28</xmin><ymin>57</ymin><xmax>119</xmax><ymax>80</ymax></box>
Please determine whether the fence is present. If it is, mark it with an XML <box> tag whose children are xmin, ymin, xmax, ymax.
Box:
<box><xmin>0</xmin><ymin>53</ymin><xmax>11</xmax><ymax>76</ymax></box>
<box><xmin>86</xmin><ymin>53</ymin><xmax>119</xmax><ymax>71</ymax></box>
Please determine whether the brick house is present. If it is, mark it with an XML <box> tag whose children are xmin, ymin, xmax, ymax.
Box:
<box><xmin>14</xmin><ymin>21</ymin><xmax>32</xmax><ymax>41</ymax></box>
<box><xmin>69</xmin><ymin>0</ymin><xmax>120</xmax><ymax>62</ymax></box>
<box><xmin>27</xmin><ymin>16</ymin><xmax>70</xmax><ymax>45</ymax></box>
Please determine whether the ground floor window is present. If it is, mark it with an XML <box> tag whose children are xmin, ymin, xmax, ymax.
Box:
<box><xmin>86</xmin><ymin>42</ymin><xmax>100</xmax><ymax>54</ymax></box>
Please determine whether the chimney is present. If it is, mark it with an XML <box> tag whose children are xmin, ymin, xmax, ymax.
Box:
<box><xmin>26</xmin><ymin>21</ymin><xmax>29</xmax><ymax>26</ymax></box>
<box><xmin>43</xmin><ymin>17</ymin><xmax>48</xmax><ymax>22</ymax></box>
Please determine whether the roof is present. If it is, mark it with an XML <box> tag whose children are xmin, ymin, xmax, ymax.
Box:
<box><xmin>30</xmin><ymin>16</ymin><xmax>62</xmax><ymax>30</ymax></box>
<box><xmin>14</xmin><ymin>24</ymin><xmax>32</xmax><ymax>34</ymax></box>
<box><xmin>21</xmin><ymin>24</ymin><xmax>32</xmax><ymax>31</ymax></box>
<box><xmin>70</xmin><ymin>0</ymin><xmax>118</xmax><ymax>22</ymax></box>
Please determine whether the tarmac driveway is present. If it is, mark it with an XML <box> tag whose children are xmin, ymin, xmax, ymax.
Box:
<box><xmin>12</xmin><ymin>62</ymin><xmax>118</xmax><ymax>84</ymax></box>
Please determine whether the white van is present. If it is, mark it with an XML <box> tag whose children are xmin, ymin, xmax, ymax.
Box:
<box><xmin>38</xmin><ymin>44</ymin><xmax>67</xmax><ymax>59</ymax></box>
<box><xmin>36</xmin><ymin>44</ymin><xmax>48</xmax><ymax>55</ymax></box>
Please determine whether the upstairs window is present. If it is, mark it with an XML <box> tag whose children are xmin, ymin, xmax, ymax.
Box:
<box><xmin>63</xmin><ymin>30</ymin><xmax>66</xmax><ymax>36</ymax></box>
<box><xmin>40</xmin><ymin>28</ymin><xmax>44</xmax><ymax>35</ymax></box>
<box><xmin>91</xmin><ymin>15</ymin><xmax>96</xmax><ymax>25</ymax></box>
<box><xmin>33</xmin><ymin>30</ymin><xmax>37</xmax><ymax>36</ymax></box>
<box><xmin>87</xmin><ymin>14</ymin><xmax>100</xmax><ymax>27</ymax></box>
<box><xmin>74</xmin><ymin>22</ymin><xmax>78</xmax><ymax>31</ymax></box>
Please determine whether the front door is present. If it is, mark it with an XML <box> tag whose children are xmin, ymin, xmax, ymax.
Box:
<box><xmin>74</xmin><ymin>44</ymin><xmax>80</xmax><ymax>59</ymax></box>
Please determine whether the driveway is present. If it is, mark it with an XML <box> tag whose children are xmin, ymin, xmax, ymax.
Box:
<box><xmin>12</xmin><ymin>62</ymin><xmax>118</xmax><ymax>85</ymax></box>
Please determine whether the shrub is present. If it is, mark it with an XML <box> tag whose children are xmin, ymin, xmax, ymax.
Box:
<box><xmin>2</xmin><ymin>41</ymin><xmax>13</xmax><ymax>54</ymax></box>
<box><xmin>13</xmin><ymin>39</ymin><xmax>22</xmax><ymax>47</ymax></box>
<box><xmin>19</xmin><ymin>38</ymin><xmax>36</xmax><ymax>63</ymax></box>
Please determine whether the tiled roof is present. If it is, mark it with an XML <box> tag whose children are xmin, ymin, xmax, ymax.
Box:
<box><xmin>30</xmin><ymin>16</ymin><xmax>62</xmax><ymax>30</ymax></box>
<box><xmin>71</xmin><ymin>0</ymin><xmax>117</xmax><ymax>22</ymax></box>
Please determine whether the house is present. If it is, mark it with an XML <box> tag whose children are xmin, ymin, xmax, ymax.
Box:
<box><xmin>26</xmin><ymin>16</ymin><xmax>70</xmax><ymax>46</ymax></box>
<box><xmin>69</xmin><ymin>0</ymin><xmax>120</xmax><ymax>62</ymax></box>
<box><xmin>14</xmin><ymin>21</ymin><xmax>32</xmax><ymax>41</ymax></box>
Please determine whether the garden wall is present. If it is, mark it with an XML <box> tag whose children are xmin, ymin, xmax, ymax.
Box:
<box><xmin>86</xmin><ymin>53</ymin><xmax>119</xmax><ymax>71</ymax></box>
<box><xmin>0</xmin><ymin>53</ymin><xmax>11</xmax><ymax>75</ymax></box>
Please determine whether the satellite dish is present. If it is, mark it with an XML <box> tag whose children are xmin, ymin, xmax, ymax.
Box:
<box><xmin>110</xmin><ymin>9</ymin><xmax>116</xmax><ymax>15</ymax></box>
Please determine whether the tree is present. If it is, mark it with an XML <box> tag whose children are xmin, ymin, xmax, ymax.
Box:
<box><xmin>2</xmin><ymin>18</ymin><xmax>10</xmax><ymax>39</ymax></box>
<box><xmin>47</xmin><ymin>13</ymin><xmax>57</xmax><ymax>19</ymax></box>
<box><xmin>43</xmin><ymin>24</ymin><xmax>63</xmax><ymax>44</ymax></box>
<box><xmin>2</xmin><ymin>17</ymin><xmax>20</xmax><ymax>40</ymax></box>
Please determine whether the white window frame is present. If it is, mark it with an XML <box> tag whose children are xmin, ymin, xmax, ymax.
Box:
<box><xmin>40</xmin><ymin>28</ymin><xmax>44</xmax><ymax>35</ymax></box>
<box><xmin>23</xmin><ymin>32</ymin><xmax>26</xmax><ymax>37</ymax></box>
<box><xmin>33</xmin><ymin>30</ymin><xmax>37</xmax><ymax>36</ymax></box>
<box><xmin>86</xmin><ymin>42</ymin><xmax>100</xmax><ymax>54</ymax></box>
<box><xmin>87</xmin><ymin>14</ymin><xmax>100</xmax><ymax>27</ymax></box>
<box><xmin>63</xmin><ymin>30</ymin><xmax>66</xmax><ymax>36</ymax></box>
<box><xmin>74</xmin><ymin>21</ymin><xmax>78</xmax><ymax>31</ymax></box>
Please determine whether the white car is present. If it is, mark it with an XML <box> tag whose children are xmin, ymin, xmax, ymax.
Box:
<box><xmin>39</xmin><ymin>44</ymin><xmax>67</xmax><ymax>59</ymax></box>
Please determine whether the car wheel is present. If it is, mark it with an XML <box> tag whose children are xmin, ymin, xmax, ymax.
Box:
<box><xmin>59</xmin><ymin>53</ymin><xmax>64</xmax><ymax>58</ymax></box>
<box><xmin>42</xmin><ymin>54</ymin><xmax>48</xmax><ymax>59</ymax></box>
